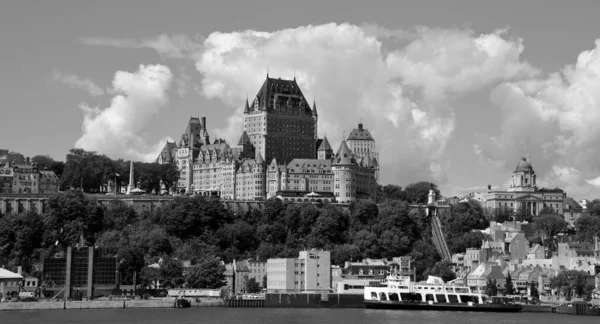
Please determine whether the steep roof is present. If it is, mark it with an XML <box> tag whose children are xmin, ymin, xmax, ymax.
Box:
<box><xmin>286</xmin><ymin>159</ymin><xmax>332</xmax><ymax>172</ymax></box>
<box><xmin>237</xmin><ymin>131</ymin><xmax>252</xmax><ymax>146</ymax></box>
<box><xmin>254</xmin><ymin>76</ymin><xmax>311</xmax><ymax>113</ymax></box>
<box><xmin>333</xmin><ymin>140</ymin><xmax>356</xmax><ymax>165</ymax></box>
<box><xmin>347</xmin><ymin>123</ymin><xmax>374</xmax><ymax>141</ymax></box>
<box><xmin>0</xmin><ymin>268</ymin><xmax>23</xmax><ymax>280</ymax></box>
<box><xmin>317</xmin><ymin>136</ymin><xmax>332</xmax><ymax>151</ymax></box>
<box><xmin>564</xmin><ymin>197</ymin><xmax>582</xmax><ymax>210</ymax></box>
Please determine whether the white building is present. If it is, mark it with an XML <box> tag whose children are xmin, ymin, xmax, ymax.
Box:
<box><xmin>267</xmin><ymin>249</ymin><xmax>331</xmax><ymax>293</ymax></box>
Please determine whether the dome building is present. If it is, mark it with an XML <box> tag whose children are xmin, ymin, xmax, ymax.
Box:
<box><xmin>486</xmin><ymin>157</ymin><xmax>564</xmax><ymax>216</ymax></box>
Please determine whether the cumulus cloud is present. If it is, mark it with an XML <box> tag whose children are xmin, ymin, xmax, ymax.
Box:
<box><xmin>476</xmin><ymin>39</ymin><xmax>600</xmax><ymax>197</ymax></box>
<box><xmin>75</xmin><ymin>64</ymin><xmax>173</xmax><ymax>162</ymax></box>
<box><xmin>194</xmin><ymin>23</ymin><xmax>535</xmax><ymax>184</ymax></box>
<box><xmin>81</xmin><ymin>34</ymin><xmax>204</xmax><ymax>60</ymax></box>
<box><xmin>52</xmin><ymin>70</ymin><xmax>104</xmax><ymax>96</ymax></box>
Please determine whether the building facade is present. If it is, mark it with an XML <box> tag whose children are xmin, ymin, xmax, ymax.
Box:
<box><xmin>0</xmin><ymin>163</ymin><xmax>12</xmax><ymax>193</ymax></box>
<box><xmin>267</xmin><ymin>249</ymin><xmax>331</xmax><ymax>293</ymax></box>
<box><xmin>157</xmin><ymin>75</ymin><xmax>379</xmax><ymax>201</ymax></box>
<box><xmin>39</xmin><ymin>170</ymin><xmax>59</xmax><ymax>194</ymax></box>
<box><xmin>486</xmin><ymin>157</ymin><xmax>565</xmax><ymax>215</ymax></box>
<box><xmin>244</xmin><ymin>76</ymin><xmax>317</xmax><ymax>163</ymax></box>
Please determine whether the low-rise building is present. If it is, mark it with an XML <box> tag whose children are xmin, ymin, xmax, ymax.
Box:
<box><xmin>267</xmin><ymin>249</ymin><xmax>331</xmax><ymax>293</ymax></box>
<box><xmin>0</xmin><ymin>163</ymin><xmax>12</xmax><ymax>193</ymax></box>
<box><xmin>0</xmin><ymin>268</ymin><xmax>23</xmax><ymax>299</ymax></box>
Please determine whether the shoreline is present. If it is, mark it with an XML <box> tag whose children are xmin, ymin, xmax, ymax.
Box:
<box><xmin>0</xmin><ymin>299</ymin><xmax>225</xmax><ymax>311</ymax></box>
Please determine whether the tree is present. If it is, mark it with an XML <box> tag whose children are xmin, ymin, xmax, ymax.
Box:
<box><xmin>31</xmin><ymin>155</ymin><xmax>56</xmax><ymax>170</ymax></box>
<box><xmin>574</xmin><ymin>215</ymin><xmax>600</xmax><ymax>242</ymax></box>
<box><xmin>587</xmin><ymin>199</ymin><xmax>600</xmax><ymax>216</ymax></box>
<box><xmin>530</xmin><ymin>282</ymin><xmax>539</xmax><ymax>299</ymax></box>
<box><xmin>550</xmin><ymin>270</ymin><xmax>594</xmax><ymax>299</ymax></box>
<box><xmin>160</xmin><ymin>257</ymin><xmax>184</xmax><ymax>288</ymax></box>
<box><xmin>423</xmin><ymin>260</ymin><xmax>456</xmax><ymax>283</ymax></box>
<box><xmin>184</xmin><ymin>257</ymin><xmax>226</xmax><ymax>289</ymax></box>
<box><xmin>533</xmin><ymin>214</ymin><xmax>566</xmax><ymax>250</ymax></box>
<box><xmin>404</xmin><ymin>182</ymin><xmax>441</xmax><ymax>204</ymax></box>
<box><xmin>505</xmin><ymin>273</ymin><xmax>515</xmax><ymax>295</ymax></box>
<box><xmin>485</xmin><ymin>278</ymin><xmax>498</xmax><ymax>296</ymax></box>
<box><xmin>245</xmin><ymin>278</ymin><xmax>261</xmax><ymax>293</ymax></box>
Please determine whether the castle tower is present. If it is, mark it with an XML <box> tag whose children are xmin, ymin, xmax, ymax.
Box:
<box><xmin>126</xmin><ymin>160</ymin><xmax>134</xmax><ymax>195</ymax></box>
<box><xmin>347</xmin><ymin>123</ymin><xmax>378</xmax><ymax>162</ymax></box>
<box><xmin>332</xmin><ymin>140</ymin><xmax>357</xmax><ymax>203</ymax></box>
<box><xmin>245</xmin><ymin>75</ymin><xmax>316</xmax><ymax>163</ymax></box>
<box><xmin>317</xmin><ymin>136</ymin><xmax>333</xmax><ymax>160</ymax></box>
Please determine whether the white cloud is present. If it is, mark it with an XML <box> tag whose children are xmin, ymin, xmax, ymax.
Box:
<box><xmin>476</xmin><ymin>39</ymin><xmax>600</xmax><ymax>198</ymax></box>
<box><xmin>195</xmin><ymin>23</ymin><xmax>534</xmax><ymax>184</ymax></box>
<box><xmin>52</xmin><ymin>70</ymin><xmax>104</xmax><ymax>96</ymax></box>
<box><xmin>81</xmin><ymin>34</ymin><xmax>204</xmax><ymax>60</ymax></box>
<box><xmin>75</xmin><ymin>64</ymin><xmax>173</xmax><ymax>162</ymax></box>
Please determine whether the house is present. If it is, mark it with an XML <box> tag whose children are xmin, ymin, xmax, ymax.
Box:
<box><xmin>563</xmin><ymin>198</ymin><xmax>584</xmax><ymax>228</ymax></box>
<box><xmin>505</xmin><ymin>232</ymin><xmax>529</xmax><ymax>260</ymax></box>
<box><xmin>0</xmin><ymin>268</ymin><xmax>23</xmax><ymax>299</ymax></box>
<box><xmin>527</xmin><ymin>244</ymin><xmax>545</xmax><ymax>259</ymax></box>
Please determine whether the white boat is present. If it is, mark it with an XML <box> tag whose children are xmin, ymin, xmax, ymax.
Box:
<box><xmin>364</xmin><ymin>275</ymin><xmax>522</xmax><ymax>312</ymax></box>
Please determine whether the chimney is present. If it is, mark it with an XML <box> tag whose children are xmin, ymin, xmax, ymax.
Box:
<box><xmin>17</xmin><ymin>266</ymin><xmax>22</xmax><ymax>275</ymax></box>
<box><xmin>26</xmin><ymin>157</ymin><xmax>30</xmax><ymax>164</ymax></box>
<box><xmin>358</xmin><ymin>123</ymin><xmax>363</xmax><ymax>130</ymax></box>
<box><xmin>487</xmin><ymin>184</ymin><xmax>491</xmax><ymax>191</ymax></box>
<box><xmin>201</xmin><ymin>117</ymin><xmax>207</xmax><ymax>129</ymax></box>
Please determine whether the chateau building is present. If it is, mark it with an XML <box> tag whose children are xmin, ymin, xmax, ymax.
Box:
<box><xmin>347</xmin><ymin>123</ymin><xmax>378</xmax><ymax>162</ymax></box>
<box><xmin>157</xmin><ymin>75</ymin><xmax>379</xmax><ymax>202</ymax></box>
<box><xmin>244</xmin><ymin>75</ymin><xmax>317</xmax><ymax>163</ymax></box>
<box><xmin>486</xmin><ymin>157</ymin><xmax>565</xmax><ymax>215</ymax></box>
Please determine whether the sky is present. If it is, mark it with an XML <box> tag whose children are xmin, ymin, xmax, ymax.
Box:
<box><xmin>2</xmin><ymin>0</ymin><xmax>600</xmax><ymax>201</ymax></box>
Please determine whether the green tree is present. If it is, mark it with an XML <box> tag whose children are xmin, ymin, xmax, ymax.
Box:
<box><xmin>139</xmin><ymin>266</ymin><xmax>161</xmax><ymax>289</ymax></box>
<box><xmin>423</xmin><ymin>260</ymin><xmax>456</xmax><ymax>283</ymax></box>
<box><xmin>410</xmin><ymin>239</ymin><xmax>441</xmax><ymax>281</ymax></box>
<box><xmin>160</xmin><ymin>257</ymin><xmax>184</xmax><ymax>288</ymax></box>
<box><xmin>533</xmin><ymin>214</ymin><xmax>566</xmax><ymax>251</ymax></box>
<box><xmin>505</xmin><ymin>273</ymin><xmax>515</xmax><ymax>295</ymax></box>
<box><xmin>587</xmin><ymin>199</ymin><xmax>600</xmax><ymax>216</ymax></box>
<box><xmin>245</xmin><ymin>278</ymin><xmax>261</xmax><ymax>293</ymax></box>
<box><xmin>550</xmin><ymin>270</ymin><xmax>593</xmax><ymax>299</ymax></box>
<box><xmin>403</xmin><ymin>182</ymin><xmax>441</xmax><ymax>204</ymax></box>
<box><xmin>118</xmin><ymin>246</ymin><xmax>145</xmax><ymax>285</ymax></box>
<box><xmin>574</xmin><ymin>215</ymin><xmax>600</xmax><ymax>242</ymax></box>
<box><xmin>184</xmin><ymin>257</ymin><xmax>226</xmax><ymax>289</ymax></box>
<box><xmin>485</xmin><ymin>278</ymin><xmax>498</xmax><ymax>296</ymax></box>
<box><xmin>530</xmin><ymin>282</ymin><xmax>539</xmax><ymax>298</ymax></box>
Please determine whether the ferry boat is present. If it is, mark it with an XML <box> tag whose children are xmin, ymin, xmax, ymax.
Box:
<box><xmin>364</xmin><ymin>275</ymin><xmax>522</xmax><ymax>312</ymax></box>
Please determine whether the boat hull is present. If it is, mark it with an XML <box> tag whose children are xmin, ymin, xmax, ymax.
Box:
<box><xmin>365</xmin><ymin>300</ymin><xmax>522</xmax><ymax>313</ymax></box>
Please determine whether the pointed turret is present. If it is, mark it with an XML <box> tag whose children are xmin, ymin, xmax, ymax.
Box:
<box><xmin>317</xmin><ymin>136</ymin><xmax>333</xmax><ymax>160</ymax></box>
<box><xmin>333</xmin><ymin>140</ymin><xmax>356</xmax><ymax>166</ymax></box>
<box><xmin>312</xmin><ymin>100</ymin><xmax>318</xmax><ymax>116</ymax></box>
<box><xmin>244</xmin><ymin>97</ymin><xmax>250</xmax><ymax>114</ymax></box>
<box><xmin>237</xmin><ymin>131</ymin><xmax>252</xmax><ymax>146</ymax></box>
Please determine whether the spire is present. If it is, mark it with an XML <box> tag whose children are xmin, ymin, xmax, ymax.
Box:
<box><xmin>244</xmin><ymin>97</ymin><xmax>250</xmax><ymax>114</ymax></box>
<box><xmin>312</xmin><ymin>99</ymin><xmax>318</xmax><ymax>116</ymax></box>
<box><xmin>237</xmin><ymin>131</ymin><xmax>252</xmax><ymax>146</ymax></box>
<box><xmin>317</xmin><ymin>136</ymin><xmax>332</xmax><ymax>151</ymax></box>
<box><xmin>333</xmin><ymin>140</ymin><xmax>355</xmax><ymax>165</ymax></box>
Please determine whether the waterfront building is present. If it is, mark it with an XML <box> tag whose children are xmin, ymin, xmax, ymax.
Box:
<box><xmin>236</xmin><ymin>259</ymin><xmax>267</xmax><ymax>288</ymax></box>
<box><xmin>267</xmin><ymin>249</ymin><xmax>331</xmax><ymax>293</ymax></box>
<box><xmin>486</xmin><ymin>157</ymin><xmax>565</xmax><ymax>215</ymax></box>
<box><xmin>0</xmin><ymin>267</ymin><xmax>23</xmax><ymax>299</ymax></box>
<box><xmin>42</xmin><ymin>246</ymin><xmax>118</xmax><ymax>299</ymax></box>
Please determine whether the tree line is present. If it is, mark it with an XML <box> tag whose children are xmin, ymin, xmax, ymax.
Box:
<box><xmin>26</xmin><ymin>149</ymin><xmax>179</xmax><ymax>194</ymax></box>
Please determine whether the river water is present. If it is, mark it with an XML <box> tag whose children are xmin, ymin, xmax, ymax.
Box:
<box><xmin>3</xmin><ymin>307</ymin><xmax>598</xmax><ymax>324</ymax></box>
